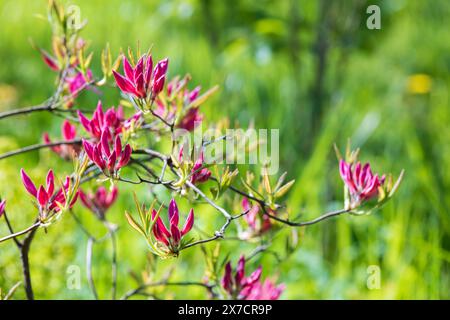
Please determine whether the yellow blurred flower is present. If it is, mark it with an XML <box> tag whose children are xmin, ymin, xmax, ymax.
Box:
<box><xmin>407</xmin><ymin>74</ymin><xmax>432</xmax><ymax>94</ymax></box>
<box><xmin>0</xmin><ymin>83</ymin><xmax>18</xmax><ymax>110</ymax></box>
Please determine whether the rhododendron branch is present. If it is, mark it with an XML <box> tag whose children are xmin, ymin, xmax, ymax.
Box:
<box><xmin>0</xmin><ymin>139</ymin><xmax>82</xmax><ymax>161</ymax></box>
<box><xmin>121</xmin><ymin>281</ymin><xmax>215</xmax><ymax>300</ymax></box>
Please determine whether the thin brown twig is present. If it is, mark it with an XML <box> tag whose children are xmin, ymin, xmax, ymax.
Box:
<box><xmin>120</xmin><ymin>281</ymin><xmax>215</xmax><ymax>300</ymax></box>
<box><xmin>0</xmin><ymin>139</ymin><xmax>82</xmax><ymax>161</ymax></box>
<box><xmin>20</xmin><ymin>224</ymin><xmax>38</xmax><ymax>300</ymax></box>
<box><xmin>1</xmin><ymin>211</ymin><xmax>22</xmax><ymax>247</ymax></box>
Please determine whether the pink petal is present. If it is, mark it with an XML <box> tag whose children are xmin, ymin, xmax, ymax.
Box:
<box><xmin>21</xmin><ymin>169</ymin><xmax>37</xmax><ymax>197</ymax></box>
<box><xmin>104</xmin><ymin>108</ymin><xmax>118</xmax><ymax>127</ymax></box>
<box><xmin>339</xmin><ymin>160</ymin><xmax>348</xmax><ymax>181</ymax></box>
<box><xmin>245</xmin><ymin>266</ymin><xmax>262</xmax><ymax>286</ymax></box>
<box><xmin>242</xmin><ymin>198</ymin><xmax>250</xmax><ymax>211</ymax></box>
<box><xmin>116</xmin><ymin>105</ymin><xmax>124</xmax><ymax>121</ymax></box>
<box><xmin>43</xmin><ymin>132</ymin><xmax>51</xmax><ymax>145</ymax></box>
<box><xmin>95</xmin><ymin>100</ymin><xmax>104</xmax><ymax>127</ymax></box>
<box><xmin>93</xmin><ymin>144</ymin><xmax>106</xmax><ymax>170</ymax></box>
<box><xmin>135</xmin><ymin>72</ymin><xmax>145</xmax><ymax>98</ymax></box>
<box><xmin>152</xmin><ymin>213</ymin><xmax>170</xmax><ymax>246</ymax></box>
<box><xmin>353</xmin><ymin>162</ymin><xmax>361</xmax><ymax>186</ymax></box>
<box><xmin>152</xmin><ymin>74</ymin><xmax>166</xmax><ymax>95</ymax></box>
<box><xmin>37</xmin><ymin>186</ymin><xmax>49</xmax><ymax>207</ymax></box>
<box><xmin>188</xmin><ymin>86</ymin><xmax>201</xmax><ymax>102</ymax></box>
<box><xmin>177</xmin><ymin>107</ymin><xmax>203</xmax><ymax>131</ymax></box>
<box><xmin>123</xmin><ymin>56</ymin><xmax>135</xmax><ymax>82</ymax></box>
<box><xmin>69</xmin><ymin>190</ymin><xmax>79</xmax><ymax>208</ymax></box>
<box><xmin>112</xmin><ymin>70</ymin><xmax>139</xmax><ymax>96</ymax></box>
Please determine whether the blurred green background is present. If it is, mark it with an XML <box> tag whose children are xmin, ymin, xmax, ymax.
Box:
<box><xmin>0</xmin><ymin>0</ymin><xmax>449</xmax><ymax>299</ymax></box>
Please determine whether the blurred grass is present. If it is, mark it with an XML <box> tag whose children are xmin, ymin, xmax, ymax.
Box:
<box><xmin>0</xmin><ymin>0</ymin><xmax>449</xmax><ymax>299</ymax></box>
